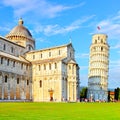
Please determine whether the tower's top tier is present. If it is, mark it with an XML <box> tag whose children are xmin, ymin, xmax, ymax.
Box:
<box><xmin>92</xmin><ymin>34</ymin><xmax>108</xmax><ymax>44</ymax></box>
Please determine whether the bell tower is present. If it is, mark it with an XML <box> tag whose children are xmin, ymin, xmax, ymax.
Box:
<box><xmin>87</xmin><ymin>34</ymin><xmax>109</xmax><ymax>101</ymax></box>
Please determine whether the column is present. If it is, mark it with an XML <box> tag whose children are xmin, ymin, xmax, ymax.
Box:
<box><xmin>1</xmin><ymin>73</ymin><xmax>4</xmax><ymax>100</ymax></box>
<box><xmin>14</xmin><ymin>75</ymin><xmax>16</xmax><ymax>100</ymax></box>
<box><xmin>30</xmin><ymin>78</ymin><xmax>32</xmax><ymax>100</ymax></box>
<box><xmin>73</xmin><ymin>82</ymin><xmax>74</xmax><ymax>101</ymax></box>
<box><xmin>24</xmin><ymin>77</ymin><xmax>26</xmax><ymax>100</ymax></box>
<box><xmin>8</xmin><ymin>73</ymin><xmax>10</xmax><ymax>100</ymax></box>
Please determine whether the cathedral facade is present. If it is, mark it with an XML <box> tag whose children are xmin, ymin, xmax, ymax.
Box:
<box><xmin>0</xmin><ymin>19</ymin><xmax>80</xmax><ymax>102</ymax></box>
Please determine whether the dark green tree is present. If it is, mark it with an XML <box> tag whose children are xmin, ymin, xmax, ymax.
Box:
<box><xmin>80</xmin><ymin>87</ymin><xmax>88</xmax><ymax>99</ymax></box>
<box><xmin>108</xmin><ymin>91</ymin><xmax>110</xmax><ymax>102</ymax></box>
<box><xmin>114</xmin><ymin>87</ymin><xmax>120</xmax><ymax>101</ymax></box>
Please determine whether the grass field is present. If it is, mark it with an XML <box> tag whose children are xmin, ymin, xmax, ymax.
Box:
<box><xmin>0</xmin><ymin>102</ymin><xmax>120</xmax><ymax>120</ymax></box>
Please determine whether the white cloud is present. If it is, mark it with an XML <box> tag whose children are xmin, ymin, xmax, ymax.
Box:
<box><xmin>2</xmin><ymin>0</ymin><xmax>85</xmax><ymax>18</ymax></box>
<box><xmin>95</xmin><ymin>11</ymin><xmax>120</xmax><ymax>40</ymax></box>
<box><xmin>43</xmin><ymin>24</ymin><xmax>79</xmax><ymax>36</ymax></box>
<box><xmin>32</xmin><ymin>15</ymin><xmax>95</xmax><ymax>36</ymax></box>
<box><xmin>36</xmin><ymin>37</ymin><xmax>50</xmax><ymax>43</ymax></box>
<box><xmin>94</xmin><ymin>11</ymin><xmax>120</xmax><ymax>88</ymax></box>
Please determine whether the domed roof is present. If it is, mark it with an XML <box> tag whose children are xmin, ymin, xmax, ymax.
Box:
<box><xmin>6</xmin><ymin>18</ymin><xmax>33</xmax><ymax>39</ymax></box>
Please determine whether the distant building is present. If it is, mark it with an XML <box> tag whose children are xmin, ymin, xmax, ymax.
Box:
<box><xmin>108</xmin><ymin>91</ymin><xmax>115</xmax><ymax>101</ymax></box>
<box><xmin>0</xmin><ymin>19</ymin><xmax>80</xmax><ymax>102</ymax></box>
<box><xmin>87</xmin><ymin>34</ymin><xmax>109</xmax><ymax>101</ymax></box>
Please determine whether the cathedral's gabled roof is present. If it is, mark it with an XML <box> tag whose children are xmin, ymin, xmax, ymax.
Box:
<box><xmin>31</xmin><ymin>56</ymin><xmax>65</xmax><ymax>64</ymax></box>
<box><xmin>27</xmin><ymin>42</ymin><xmax>74</xmax><ymax>53</ymax></box>
<box><xmin>67</xmin><ymin>59</ymin><xmax>77</xmax><ymax>64</ymax></box>
<box><xmin>5</xmin><ymin>18</ymin><xmax>33</xmax><ymax>40</ymax></box>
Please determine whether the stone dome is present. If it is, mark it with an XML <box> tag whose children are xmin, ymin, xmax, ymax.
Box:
<box><xmin>5</xmin><ymin>18</ymin><xmax>33</xmax><ymax>40</ymax></box>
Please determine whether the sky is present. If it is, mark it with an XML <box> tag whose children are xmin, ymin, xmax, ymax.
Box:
<box><xmin>0</xmin><ymin>0</ymin><xmax>120</xmax><ymax>89</ymax></box>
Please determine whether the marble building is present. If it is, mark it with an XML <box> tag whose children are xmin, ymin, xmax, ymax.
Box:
<box><xmin>0</xmin><ymin>19</ymin><xmax>80</xmax><ymax>102</ymax></box>
<box><xmin>87</xmin><ymin>34</ymin><xmax>109</xmax><ymax>101</ymax></box>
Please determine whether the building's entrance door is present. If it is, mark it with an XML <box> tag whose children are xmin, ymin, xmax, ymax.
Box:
<box><xmin>49</xmin><ymin>89</ymin><xmax>54</xmax><ymax>101</ymax></box>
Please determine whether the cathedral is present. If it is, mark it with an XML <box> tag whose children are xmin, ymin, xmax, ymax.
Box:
<box><xmin>0</xmin><ymin>19</ymin><xmax>80</xmax><ymax>102</ymax></box>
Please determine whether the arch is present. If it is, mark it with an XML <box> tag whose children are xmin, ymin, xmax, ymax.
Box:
<box><xmin>11</xmin><ymin>47</ymin><xmax>14</xmax><ymax>53</ymax></box>
<box><xmin>5</xmin><ymin>75</ymin><xmax>8</xmax><ymax>83</ymax></box>
<box><xmin>3</xmin><ymin>44</ymin><xmax>6</xmax><ymax>50</ymax></box>
<box><xmin>44</xmin><ymin>64</ymin><xmax>46</xmax><ymax>70</ymax></box>
<box><xmin>40</xmin><ymin>53</ymin><xmax>42</xmax><ymax>58</ymax></box>
<box><xmin>26</xmin><ymin>44</ymin><xmax>34</xmax><ymax>51</ymax></box>
<box><xmin>49</xmin><ymin>63</ymin><xmax>51</xmax><ymax>70</ymax></box>
<box><xmin>17</xmin><ymin>78</ymin><xmax>19</xmax><ymax>84</ymax></box>
<box><xmin>55</xmin><ymin>63</ymin><xmax>57</xmax><ymax>69</ymax></box>
<box><xmin>49</xmin><ymin>52</ymin><xmax>51</xmax><ymax>57</ymax></box>
<box><xmin>38</xmin><ymin>65</ymin><xmax>41</xmax><ymax>71</ymax></box>
<box><xmin>101</xmin><ymin>39</ymin><xmax>103</xmax><ymax>43</ymax></box>
<box><xmin>27</xmin><ymin>80</ymin><xmax>29</xmax><ymax>85</ymax></box>
<box><xmin>39</xmin><ymin>80</ymin><xmax>42</xmax><ymax>88</ymax></box>
<box><xmin>69</xmin><ymin>65</ymin><xmax>71</xmax><ymax>70</ymax></box>
<box><xmin>7</xmin><ymin>59</ymin><xmax>9</xmax><ymax>66</ymax></box>
<box><xmin>1</xmin><ymin>57</ymin><xmax>3</xmax><ymax>64</ymax></box>
<box><xmin>101</xmin><ymin>47</ymin><xmax>103</xmax><ymax>51</ymax></box>
<box><xmin>95</xmin><ymin>40</ymin><xmax>97</xmax><ymax>44</ymax></box>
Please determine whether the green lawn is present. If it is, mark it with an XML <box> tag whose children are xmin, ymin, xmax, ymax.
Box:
<box><xmin>0</xmin><ymin>102</ymin><xmax>120</xmax><ymax>120</ymax></box>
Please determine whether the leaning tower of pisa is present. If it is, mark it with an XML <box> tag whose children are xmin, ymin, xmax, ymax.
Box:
<box><xmin>87</xmin><ymin>34</ymin><xmax>109</xmax><ymax>101</ymax></box>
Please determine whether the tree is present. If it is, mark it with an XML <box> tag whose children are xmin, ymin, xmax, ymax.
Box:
<box><xmin>80</xmin><ymin>87</ymin><xmax>88</xmax><ymax>99</ymax></box>
<box><xmin>114</xmin><ymin>87</ymin><xmax>120</xmax><ymax>101</ymax></box>
<box><xmin>108</xmin><ymin>91</ymin><xmax>110</xmax><ymax>102</ymax></box>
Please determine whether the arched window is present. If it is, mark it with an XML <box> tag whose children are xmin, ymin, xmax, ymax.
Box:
<box><xmin>33</xmin><ymin>55</ymin><xmax>35</xmax><ymax>59</ymax></box>
<box><xmin>49</xmin><ymin>52</ymin><xmax>51</xmax><ymax>57</ymax></box>
<box><xmin>3</xmin><ymin>44</ymin><xmax>6</xmax><ymax>50</ymax></box>
<box><xmin>95</xmin><ymin>40</ymin><xmax>97</xmax><ymax>43</ymax></box>
<box><xmin>17</xmin><ymin>78</ymin><xmax>19</xmax><ymax>84</ymax></box>
<box><xmin>49</xmin><ymin>63</ymin><xmax>51</xmax><ymax>70</ymax></box>
<box><xmin>69</xmin><ymin>65</ymin><xmax>71</xmax><ymax>70</ymax></box>
<box><xmin>44</xmin><ymin>64</ymin><xmax>46</xmax><ymax>70</ymax></box>
<box><xmin>27</xmin><ymin>80</ymin><xmax>29</xmax><ymax>85</ymax></box>
<box><xmin>13</xmin><ymin>61</ymin><xmax>15</xmax><ymax>67</ymax></box>
<box><xmin>40</xmin><ymin>53</ymin><xmax>42</xmax><ymax>58</ymax></box>
<box><xmin>70</xmin><ymin>52</ymin><xmax>71</xmax><ymax>57</ymax></box>
<box><xmin>58</xmin><ymin>50</ymin><xmax>61</xmax><ymax>55</ymax></box>
<box><xmin>11</xmin><ymin>47</ymin><xmax>14</xmax><ymax>53</ymax></box>
<box><xmin>21</xmin><ymin>63</ymin><xmax>23</xmax><ymax>69</ymax></box>
<box><xmin>5</xmin><ymin>75</ymin><xmax>7</xmax><ymax>83</ymax></box>
<box><xmin>101</xmin><ymin>39</ymin><xmax>103</xmax><ymax>43</ymax></box>
<box><xmin>7</xmin><ymin>59</ymin><xmax>9</xmax><ymax>66</ymax></box>
<box><xmin>101</xmin><ymin>47</ymin><xmax>103</xmax><ymax>51</ymax></box>
<box><xmin>38</xmin><ymin>65</ymin><xmax>41</xmax><ymax>71</ymax></box>
<box><xmin>72</xmin><ymin>65</ymin><xmax>74</xmax><ymax>74</ymax></box>
<box><xmin>26</xmin><ymin>65</ymin><xmax>28</xmax><ymax>70</ymax></box>
<box><xmin>98</xmin><ymin>36</ymin><xmax>100</xmax><ymax>40</ymax></box>
<box><xmin>94</xmin><ymin>47</ymin><xmax>96</xmax><ymax>51</ymax></box>
<box><xmin>40</xmin><ymin>80</ymin><xmax>42</xmax><ymax>88</ymax></box>
<box><xmin>1</xmin><ymin>57</ymin><xmax>3</xmax><ymax>64</ymax></box>
<box><xmin>55</xmin><ymin>63</ymin><xmax>57</xmax><ymax>69</ymax></box>
<box><xmin>29</xmin><ymin>46</ymin><xmax>31</xmax><ymax>50</ymax></box>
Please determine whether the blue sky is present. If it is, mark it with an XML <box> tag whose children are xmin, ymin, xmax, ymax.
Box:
<box><xmin>0</xmin><ymin>0</ymin><xmax>120</xmax><ymax>89</ymax></box>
